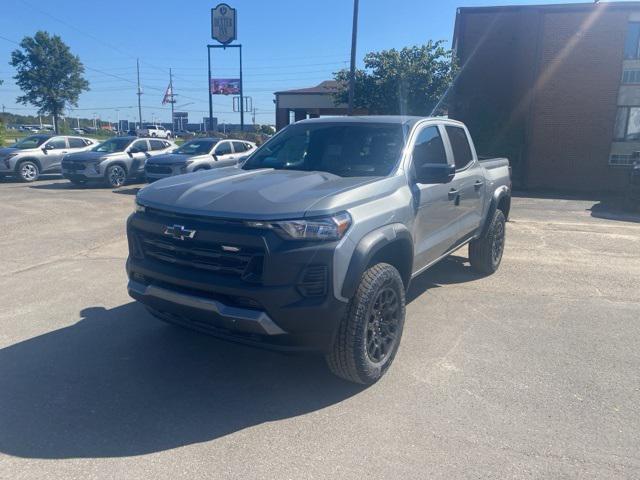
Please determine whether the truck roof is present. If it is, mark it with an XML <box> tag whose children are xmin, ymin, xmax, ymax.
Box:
<box><xmin>294</xmin><ymin>115</ymin><xmax>454</xmax><ymax>129</ymax></box>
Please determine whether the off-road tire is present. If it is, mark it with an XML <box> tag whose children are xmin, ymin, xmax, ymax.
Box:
<box><xmin>18</xmin><ymin>160</ymin><xmax>40</xmax><ymax>182</ymax></box>
<box><xmin>326</xmin><ymin>263</ymin><xmax>406</xmax><ymax>385</ymax></box>
<box><xmin>469</xmin><ymin>209</ymin><xmax>506</xmax><ymax>275</ymax></box>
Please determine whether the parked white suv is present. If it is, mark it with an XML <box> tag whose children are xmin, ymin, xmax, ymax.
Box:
<box><xmin>137</xmin><ymin>124</ymin><xmax>172</xmax><ymax>139</ymax></box>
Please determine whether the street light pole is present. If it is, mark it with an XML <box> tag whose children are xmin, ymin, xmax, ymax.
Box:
<box><xmin>348</xmin><ymin>0</ymin><xmax>360</xmax><ymax>116</ymax></box>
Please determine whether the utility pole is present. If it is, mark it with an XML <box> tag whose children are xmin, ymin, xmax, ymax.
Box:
<box><xmin>348</xmin><ymin>0</ymin><xmax>360</xmax><ymax>115</ymax></box>
<box><xmin>169</xmin><ymin>68</ymin><xmax>175</xmax><ymax>131</ymax></box>
<box><xmin>252</xmin><ymin>107</ymin><xmax>256</xmax><ymax>126</ymax></box>
<box><xmin>136</xmin><ymin>58</ymin><xmax>143</xmax><ymax>129</ymax></box>
<box><xmin>116</xmin><ymin>109</ymin><xmax>120</xmax><ymax>133</ymax></box>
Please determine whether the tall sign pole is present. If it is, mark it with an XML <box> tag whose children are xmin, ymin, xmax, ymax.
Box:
<box><xmin>210</xmin><ymin>4</ymin><xmax>242</xmax><ymax>131</ymax></box>
<box><xmin>207</xmin><ymin>47</ymin><xmax>213</xmax><ymax>133</ymax></box>
<box><xmin>348</xmin><ymin>0</ymin><xmax>360</xmax><ymax>115</ymax></box>
<box><xmin>136</xmin><ymin>58</ymin><xmax>143</xmax><ymax>128</ymax></box>
<box><xmin>239</xmin><ymin>45</ymin><xmax>244</xmax><ymax>131</ymax></box>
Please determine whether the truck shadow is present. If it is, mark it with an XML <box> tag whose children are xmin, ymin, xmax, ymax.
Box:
<box><xmin>0</xmin><ymin>256</ymin><xmax>477</xmax><ymax>460</ymax></box>
<box><xmin>0</xmin><ymin>302</ymin><xmax>362</xmax><ymax>459</ymax></box>
<box><xmin>407</xmin><ymin>254</ymin><xmax>482</xmax><ymax>303</ymax></box>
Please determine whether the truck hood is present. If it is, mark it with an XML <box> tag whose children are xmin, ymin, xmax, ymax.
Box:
<box><xmin>137</xmin><ymin>168</ymin><xmax>379</xmax><ymax>220</ymax></box>
<box><xmin>146</xmin><ymin>153</ymin><xmax>195</xmax><ymax>165</ymax></box>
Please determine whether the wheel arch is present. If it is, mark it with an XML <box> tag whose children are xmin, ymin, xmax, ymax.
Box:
<box><xmin>341</xmin><ymin>224</ymin><xmax>414</xmax><ymax>299</ymax></box>
<box><xmin>15</xmin><ymin>157</ymin><xmax>42</xmax><ymax>172</ymax></box>
<box><xmin>480</xmin><ymin>186</ymin><xmax>511</xmax><ymax>237</ymax></box>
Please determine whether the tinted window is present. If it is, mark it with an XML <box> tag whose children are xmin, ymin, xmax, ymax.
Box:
<box><xmin>446</xmin><ymin>126</ymin><xmax>473</xmax><ymax>170</ymax></box>
<box><xmin>175</xmin><ymin>139</ymin><xmax>216</xmax><ymax>155</ymax></box>
<box><xmin>46</xmin><ymin>138</ymin><xmax>67</xmax><ymax>149</ymax></box>
<box><xmin>625</xmin><ymin>23</ymin><xmax>640</xmax><ymax>59</ymax></box>
<box><xmin>215</xmin><ymin>142</ymin><xmax>232</xmax><ymax>155</ymax></box>
<box><xmin>68</xmin><ymin>138</ymin><xmax>86</xmax><ymax>148</ymax></box>
<box><xmin>412</xmin><ymin>126</ymin><xmax>447</xmax><ymax>166</ymax></box>
<box><xmin>12</xmin><ymin>135</ymin><xmax>49</xmax><ymax>149</ymax></box>
<box><xmin>243</xmin><ymin>123</ymin><xmax>406</xmax><ymax>177</ymax></box>
<box><xmin>232</xmin><ymin>141</ymin><xmax>247</xmax><ymax>152</ymax></box>
<box><xmin>150</xmin><ymin>139</ymin><xmax>166</xmax><ymax>151</ymax></box>
<box><xmin>131</xmin><ymin>140</ymin><xmax>149</xmax><ymax>152</ymax></box>
<box><xmin>93</xmin><ymin>138</ymin><xmax>133</xmax><ymax>153</ymax></box>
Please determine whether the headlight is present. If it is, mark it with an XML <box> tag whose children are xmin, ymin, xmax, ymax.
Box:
<box><xmin>246</xmin><ymin>212</ymin><xmax>351</xmax><ymax>241</ymax></box>
<box><xmin>134</xmin><ymin>200</ymin><xmax>146</xmax><ymax>214</ymax></box>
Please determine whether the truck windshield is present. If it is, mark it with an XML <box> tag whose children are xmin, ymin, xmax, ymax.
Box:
<box><xmin>93</xmin><ymin>138</ymin><xmax>134</xmax><ymax>153</ymax></box>
<box><xmin>12</xmin><ymin>135</ymin><xmax>49</xmax><ymax>149</ymax></box>
<box><xmin>175</xmin><ymin>139</ymin><xmax>217</xmax><ymax>155</ymax></box>
<box><xmin>242</xmin><ymin>123</ymin><xmax>406</xmax><ymax>177</ymax></box>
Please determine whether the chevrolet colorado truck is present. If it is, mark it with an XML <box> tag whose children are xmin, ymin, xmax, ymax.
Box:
<box><xmin>126</xmin><ymin>116</ymin><xmax>511</xmax><ymax>384</ymax></box>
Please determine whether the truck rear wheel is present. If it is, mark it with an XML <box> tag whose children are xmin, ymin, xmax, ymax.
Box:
<box><xmin>326</xmin><ymin>263</ymin><xmax>406</xmax><ymax>385</ymax></box>
<box><xmin>469</xmin><ymin>209</ymin><xmax>506</xmax><ymax>274</ymax></box>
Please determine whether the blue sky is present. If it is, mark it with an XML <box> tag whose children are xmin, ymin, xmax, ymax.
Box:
<box><xmin>0</xmin><ymin>0</ymin><xmax>631</xmax><ymax>126</ymax></box>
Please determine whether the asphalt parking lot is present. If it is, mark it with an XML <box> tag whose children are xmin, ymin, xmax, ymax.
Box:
<box><xmin>1</xmin><ymin>177</ymin><xmax>639</xmax><ymax>479</ymax></box>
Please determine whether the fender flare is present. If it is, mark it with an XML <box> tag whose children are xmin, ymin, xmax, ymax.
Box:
<box><xmin>341</xmin><ymin>223</ymin><xmax>414</xmax><ymax>299</ymax></box>
<box><xmin>14</xmin><ymin>157</ymin><xmax>42</xmax><ymax>173</ymax></box>
<box><xmin>480</xmin><ymin>185</ymin><xmax>511</xmax><ymax>237</ymax></box>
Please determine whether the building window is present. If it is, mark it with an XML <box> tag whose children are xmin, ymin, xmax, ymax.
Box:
<box><xmin>624</xmin><ymin>23</ymin><xmax>640</xmax><ymax>59</ymax></box>
<box><xmin>622</xmin><ymin>69</ymin><xmax>640</xmax><ymax>84</ymax></box>
<box><xmin>610</xmin><ymin>154</ymin><xmax>635</xmax><ymax>166</ymax></box>
<box><xmin>613</xmin><ymin>106</ymin><xmax>640</xmax><ymax>141</ymax></box>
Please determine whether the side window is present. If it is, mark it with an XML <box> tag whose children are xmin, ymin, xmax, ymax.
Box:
<box><xmin>445</xmin><ymin>126</ymin><xmax>474</xmax><ymax>170</ymax></box>
<box><xmin>46</xmin><ymin>138</ymin><xmax>67</xmax><ymax>150</ymax></box>
<box><xmin>150</xmin><ymin>139</ymin><xmax>166</xmax><ymax>151</ymax></box>
<box><xmin>215</xmin><ymin>142</ymin><xmax>232</xmax><ymax>155</ymax></box>
<box><xmin>232</xmin><ymin>141</ymin><xmax>247</xmax><ymax>153</ymax></box>
<box><xmin>245</xmin><ymin>143</ymin><xmax>254</xmax><ymax>150</ymax></box>
<box><xmin>84</xmin><ymin>139</ymin><xmax>94</xmax><ymax>146</ymax></box>
<box><xmin>412</xmin><ymin>126</ymin><xmax>448</xmax><ymax>167</ymax></box>
<box><xmin>131</xmin><ymin>140</ymin><xmax>149</xmax><ymax>153</ymax></box>
<box><xmin>68</xmin><ymin>137</ymin><xmax>86</xmax><ymax>148</ymax></box>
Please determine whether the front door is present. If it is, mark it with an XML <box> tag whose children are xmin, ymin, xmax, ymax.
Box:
<box><xmin>41</xmin><ymin>137</ymin><xmax>68</xmax><ymax>172</ymax></box>
<box><xmin>213</xmin><ymin>141</ymin><xmax>237</xmax><ymax>166</ymax></box>
<box><xmin>411</xmin><ymin>125</ymin><xmax>465</xmax><ymax>271</ymax></box>
<box><xmin>128</xmin><ymin>139</ymin><xmax>150</xmax><ymax>175</ymax></box>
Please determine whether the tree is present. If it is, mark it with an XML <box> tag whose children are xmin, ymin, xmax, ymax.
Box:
<box><xmin>10</xmin><ymin>31</ymin><xmax>89</xmax><ymax>133</ymax></box>
<box><xmin>333</xmin><ymin>41</ymin><xmax>457</xmax><ymax>116</ymax></box>
<box><xmin>259</xmin><ymin>124</ymin><xmax>275</xmax><ymax>135</ymax></box>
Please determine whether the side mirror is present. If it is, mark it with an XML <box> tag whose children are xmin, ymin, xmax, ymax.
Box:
<box><xmin>212</xmin><ymin>153</ymin><xmax>219</xmax><ymax>161</ymax></box>
<box><xmin>127</xmin><ymin>150</ymin><xmax>134</xmax><ymax>157</ymax></box>
<box><xmin>415</xmin><ymin>164</ymin><xmax>455</xmax><ymax>184</ymax></box>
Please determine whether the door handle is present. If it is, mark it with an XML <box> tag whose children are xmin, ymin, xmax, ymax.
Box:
<box><xmin>474</xmin><ymin>180</ymin><xmax>484</xmax><ymax>191</ymax></box>
<box><xmin>448</xmin><ymin>188</ymin><xmax>459</xmax><ymax>201</ymax></box>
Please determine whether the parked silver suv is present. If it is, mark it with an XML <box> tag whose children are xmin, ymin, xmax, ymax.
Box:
<box><xmin>0</xmin><ymin>134</ymin><xmax>97</xmax><ymax>182</ymax></box>
<box><xmin>62</xmin><ymin>136</ymin><xmax>176</xmax><ymax>187</ymax></box>
<box><xmin>145</xmin><ymin>137</ymin><xmax>256</xmax><ymax>181</ymax></box>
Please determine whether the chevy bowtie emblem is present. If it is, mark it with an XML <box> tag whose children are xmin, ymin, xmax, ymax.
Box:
<box><xmin>163</xmin><ymin>224</ymin><xmax>196</xmax><ymax>241</ymax></box>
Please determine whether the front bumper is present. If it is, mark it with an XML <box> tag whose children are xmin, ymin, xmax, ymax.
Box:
<box><xmin>145</xmin><ymin>163</ymin><xmax>186</xmax><ymax>180</ymax></box>
<box><xmin>61</xmin><ymin>162</ymin><xmax>103</xmax><ymax>180</ymax></box>
<box><xmin>126</xmin><ymin>209</ymin><xmax>348</xmax><ymax>352</ymax></box>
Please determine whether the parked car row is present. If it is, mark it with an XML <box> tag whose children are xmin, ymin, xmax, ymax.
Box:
<box><xmin>0</xmin><ymin>134</ymin><xmax>256</xmax><ymax>187</ymax></box>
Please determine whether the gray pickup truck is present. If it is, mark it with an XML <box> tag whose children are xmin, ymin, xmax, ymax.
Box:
<box><xmin>126</xmin><ymin>116</ymin><xmax>511</xmax><ymax>384</ymax></box>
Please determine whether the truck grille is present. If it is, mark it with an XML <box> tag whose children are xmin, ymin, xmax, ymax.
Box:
<box><xmin>146</xmin><ymin>164</ymin><xmax>172</xmax><ymax>174</ymax></box>
<box><xmin>136</xmin><ymin>233</ymin><xmax>263</xmax><ymax>281</ymax></box>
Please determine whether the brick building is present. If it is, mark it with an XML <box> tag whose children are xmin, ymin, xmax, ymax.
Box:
<box><xmin>451</xmin><ymin>2</ymin><xmax>640</xmax><ymax>192</ymax></box>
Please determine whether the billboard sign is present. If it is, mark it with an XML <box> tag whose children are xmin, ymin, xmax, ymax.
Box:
<box><xmin>211</xmin><ymin>4</ymin><xmax>237</xmax><ymax>45</ymax></box>
<box><xmin>210</xmin><ymin>78</ymin><xmax>240</xmax><ymax>95</ymax></box>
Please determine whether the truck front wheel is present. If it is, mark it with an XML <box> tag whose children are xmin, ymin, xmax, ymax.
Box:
<box><xmin>326</xmin><ymin>263</ymin><xmax>406</xmax><ymax>385</ymax></box>
<box><xmin>469</xmin><ymin>209</ymin><xmax>506</xmax><ymax>274</ymax></box>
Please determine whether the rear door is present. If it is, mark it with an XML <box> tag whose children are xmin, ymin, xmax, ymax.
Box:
<box><xmin>444</xmin><ymin>125</ymin><xmax>485</xmax><ymax>237</ymax></box>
